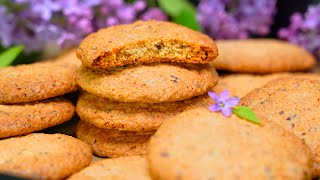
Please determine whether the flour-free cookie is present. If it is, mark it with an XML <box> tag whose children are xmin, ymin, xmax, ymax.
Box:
<box><xmin>76</xmin><ymin>121</ymin><xmax>154</xmax><ymax>157</ymax></box>
<box><xmin>77</xmin><ymin>20</ymin><xmax>218</xmax><ymax>68</ymax></box>
<box><xmin>0</xmin><ymin>133</ymin><xmax>92</xmax><ymax>180</ymax></box>
<box><xmin>68</xmin><ymin>156</ymin><xmax>151</xmax><ymax>180</ymax></box>
<box><xmin>76</xmin><ymin>91</ymin><xmax>211</xmax><ymax>131</ymax></box>
<box><xmin>212</xmin><ymin>39</ymin><xmax>316</xmax><ymax>73</ymax></box>
<box><xmin>148</xmin><ymin>108</ymin><xmax>313</xmax><ymax>179</ymax></box>
<box><xmin>77</xmin><ymin>63</ymin><xmax>218</xmax><ymax>103</ymax></box>
<box><xmin>0</xmin><ymin>97</ymin><xmax>75</xmax><ymax>139</ymax></box>
<box><xmin>241</xmin><ymin>77</ymin><xmax>320</xmax><ymax>177</ymax></box>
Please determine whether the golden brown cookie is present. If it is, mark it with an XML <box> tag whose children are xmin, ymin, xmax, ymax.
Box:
<box><xmin>213</xmin><ymin>73</ymin><xmax>320</xmax><ymax>98</ymax></box>
<box><xmin>0</xmin><ymin>60</ymin><xmax>79</xmax><ymax>104</ymax></box>
<box><xmin>76</xmin><ymin>91</ymin><xmax>212</xmax><ymax>131</ymax></box>
<box><xmin>212</xmin><ymin>39</ymin><xmax>316</xmax><ymax>73</ymax></box>
<box><xmin>0</xmin><ymin>133</ymin><xmax>92</xmax><ymax>180</ymax></box>
<box><xmin>68</xmin><ymin>156</ymin><xmax>151</xmax><ymax>180</ymax></box>
<box><xmin>213</xmin><ymin>73</ymin><xmax>291</xmax><ymax>97</ymax></box>
<box><xmin>0</xmin><ymin>97</ymin><xmax>75</xmax><ymax>139</ymax></box>
<box><xmin>76</xmin><ymin>121</ymin><xmax>154</xmax><ymax>158</ymax></box>
<box><xmin>77</xmin><ymin>20</ymin><xmax>218</xmax><ymax>68</ymax></box>
<box><xmin>148</xmin><ymin>108</ymin><xmax>313</xmax><ymax>179</ymax></box>
<box><xmin>77</xmin><ymin>63</ymin><xmax>218</xmax><ymax>103</ymax></box>
<box><xmin>241</xmin><ymin>77</ymin><xmax>320</xmax><ymax>177</ymax></box>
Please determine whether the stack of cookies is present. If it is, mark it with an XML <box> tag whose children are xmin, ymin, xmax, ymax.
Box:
<box><xmin>75</xmin><ymin>20</ymin><xmax>219</xmax><ymax>157</ymax></box>
<box><xmin>211</xmin><ymin>39</ymin><xmax>317</xmax><ymax>97</ymax></box>
<box><xmin>0</xmin><ymin>50</ymin><xmax>80</xmax><ymax>139</ymax></box>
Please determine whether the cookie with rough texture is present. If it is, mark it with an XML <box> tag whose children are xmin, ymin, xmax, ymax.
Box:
<box><xmin>76</xmin><ymin>121</ymin><xmax>154</xmax><ymax>157</ymax></box>
<box><xmin>77</xmin><ymin>63</ymin><xmax>218</xmax><ymax>103</ymax></box>
<box><xmin>241</xmin><ymin>77</ymin><xmax>320</xmax><ymax>177</ymax></box>
<box><xmin>77</xmin><ymin>20</ymin><xmax>218</xmax><ymax>68</ymax></box>
<box><xmin>0</xmin><ymin>97</ymin><xmax>75</xmax><ymax>139</ymax></box>
<box><xmin>76</xmin><ymin>91</ymin><xmax>212</xmax><ymax>131</ymax></box>
<box><xmin>68</xmin><ymin>156</ymin><xmax>151</xmax><ymax>180</ymax></box>
<box><xmin>0</xmin><ymin>60</ymin><xmax>80</xmax><ymax>104</ymax></box>
<box><xmin>212</xmin><ymin>39</ymin><xmax>316</xmax><ymax>73</ymax></box>
<box><xmin>148</xmin><ymin>108</ymin><xmax>313</xmax><ymax>179</ymax></box>
<box><xmin>0</xmin><ymin>133</ymin><xmax>92</xmax><ymax>180</ymax></box>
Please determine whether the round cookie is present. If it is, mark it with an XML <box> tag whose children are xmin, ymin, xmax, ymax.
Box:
<box><xmin>213</xmin><ymin>73</ymin><xmax>291</xmax><ymax>97</ymax></box>
<box><xmin>68</xmin><ymin>156</ymin><xmax>151</xmax><ymax>180</ymax></box>
<box><xmin>76</xmin><ymin>91</ymin><xmax>212</xmax><ymax>131</ymax></box>
<box><xmin>241</xmin><ymin>77</ymin><xmax>320</xmax><ymax>177</ymax></box>
<box><xmin>77</xmin><ymin>20</ymin><xmax>218</xmax><ymax>68</ymax></box>
<box><xmin>211</xmin><ymin>39</ymin><xmax>316</xmax><ymax>73</ymax></box>
<box><xmin>0</xmin><ymin>60</ymin><xmax>79</xmax><ymax>104</ymax></box>
<box><xmin>0</xmin><ymin>133</ymin><xmax>92</xmax><ymax>180</ymax></box>
<box><xmin>0</xmin><ymin>97</ymin><xmax>75</xmax><ymax>139</ymax></box>
<box><xmin>148</xmin><ymin>108</ymin><xmax>313</xmax><ymax>179</ymax></box>
<box><xmin>77</xmin><ymin>63</ymin><xmax>218</xmax><ymax>103</ymax></box>
<box><xmin>76</xmin><ymin>121</ymin><xmax>154</xmax><ymax>157</ymax></box>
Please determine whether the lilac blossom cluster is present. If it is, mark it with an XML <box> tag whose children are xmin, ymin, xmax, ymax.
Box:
<box><xmin>197</xmin><ymin>0</ymin><xmax>277</xmax><ymax>39</ymax></box>
<box><xmin>278</xmin><ymin>3</ymin><xmax>320</xmax><ymax>59</ymax></box>
<box><xmin>0</xmin><ymin>0</ymin><xmax>167</xmax><ymax>52</ymax></box>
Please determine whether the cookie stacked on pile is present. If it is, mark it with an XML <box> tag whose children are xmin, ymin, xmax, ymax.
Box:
<box><xmin>75</xmin><ymin>20</ymin><xmax>219</xmax><ymax>157</ymax></box>
<box><xmin>211</xmin><ymin>39</ymin><xmax>317</xmax><ymax>97</ymax></box>
<box><xmin>0</xmin><ymin>50</ymin><xmax>80</xmax><ymax>139</ymax></box>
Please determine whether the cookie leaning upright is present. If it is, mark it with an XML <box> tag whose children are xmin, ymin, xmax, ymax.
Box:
<box><xmin>148</xmin><ymin>108</ymin><xmax>313</xmax><ymax>179</ymax></box>
<box><xmin>77</xmin><ymin>20</ymin><xmax>218</xmax><ymax>68</ymax></box>
<box><xmin>212</xmin><ymin>39</ymin><xmax>316</xmax><ymax>73</ymax></box>
<box><xmin>241</xmin><ymin>77</ymin><xmax>320</xmax><ymax>177</ymax></box>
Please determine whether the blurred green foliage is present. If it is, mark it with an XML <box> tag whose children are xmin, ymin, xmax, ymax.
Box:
<box><xmin>0</xmin><ymin>46</ymin><xmax>41</xmax><ymax>67</ymax></box>
<box><xmin>158</xmin><ymin>0</ymin><xmax>200</xmax><ymax>31</ymax></box>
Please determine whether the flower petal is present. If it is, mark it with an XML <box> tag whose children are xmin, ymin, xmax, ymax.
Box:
<box><xmin>221</xmin><ymin>107</ymin><xmax>232</xmax><ymax>117</ymax></box>
<box><xmin>208</xmin><ymin>104</ymin><xmax>221</xmax><ymax>112</ymax></box>
<box><xmin>208</xmin><ymin>91</ymin><xmax>219</xmax><ymax>101</ymax></box>
<box><xmin>225</xmin><ymin>97</ymin><xmax>240</xmax><ymax>107</ymax></box>
<box><xmin>220</xmin><ymin>90</ymin><xmax>230</xmax><ymax>100</ymax></box>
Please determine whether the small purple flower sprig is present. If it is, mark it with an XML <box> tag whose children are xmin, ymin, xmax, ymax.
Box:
<box><xmin>208</xmin><ymin>90</ymin><xmax>262</xmax><ymax>125</ymax></box>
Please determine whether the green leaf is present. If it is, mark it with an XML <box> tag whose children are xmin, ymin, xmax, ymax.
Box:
<box><xmin>0</xmin><ymin>45</ymin><xmax>25</xmax><ymax>67</ymax></box>
<box><xmin>158</xmin><ymin>0</ymin><xmax>200</xmax><ymax>31</ymax></box>
<box><xmin>172</xmin><ymin>7</ymin><xmax>201</xmax><ymax>31</ymax></box>
<box><xmin>158</xmin><ymin>0</ymin><xmax>185</xmax><ymax>16</ymax></box>
<box><xmin>232</xmin><ymin>106</ymin><xmax>262</xmax><ymax>125</ymax></box>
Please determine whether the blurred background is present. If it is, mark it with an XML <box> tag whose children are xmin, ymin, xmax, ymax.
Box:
<box><xmin>0</xmin><ymin>0</ymin><xmax>319</xmax><ymax>66</ymax></box>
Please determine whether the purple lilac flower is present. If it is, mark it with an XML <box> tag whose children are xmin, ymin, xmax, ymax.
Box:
<box><xmin>0</xmin><ymin>0</ymin><xmax>167</xmax><ymax>53</ymax></box>
<box><xmin>208</xmin><ymin>90</ymin><xmax>240</xmax><ymax>117</ymax></box>
<box><xmin>141</xmin><ymin>8</ymin><xmax>168</xmax><ymax>21</ymax></box>
<box><xmin>0</xmin><ymin>6</ymin><xmax>15</xmax><ymax>47</ymax></box>
<box><xmin>197</xmin><ymin>0</ymin><xmax>277</xmax><ymax>39</ymax></box>
<box><xmin>278</xmin><ymin>4</ymin><xmax>320</xmax><ymax>60</ymax></box>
